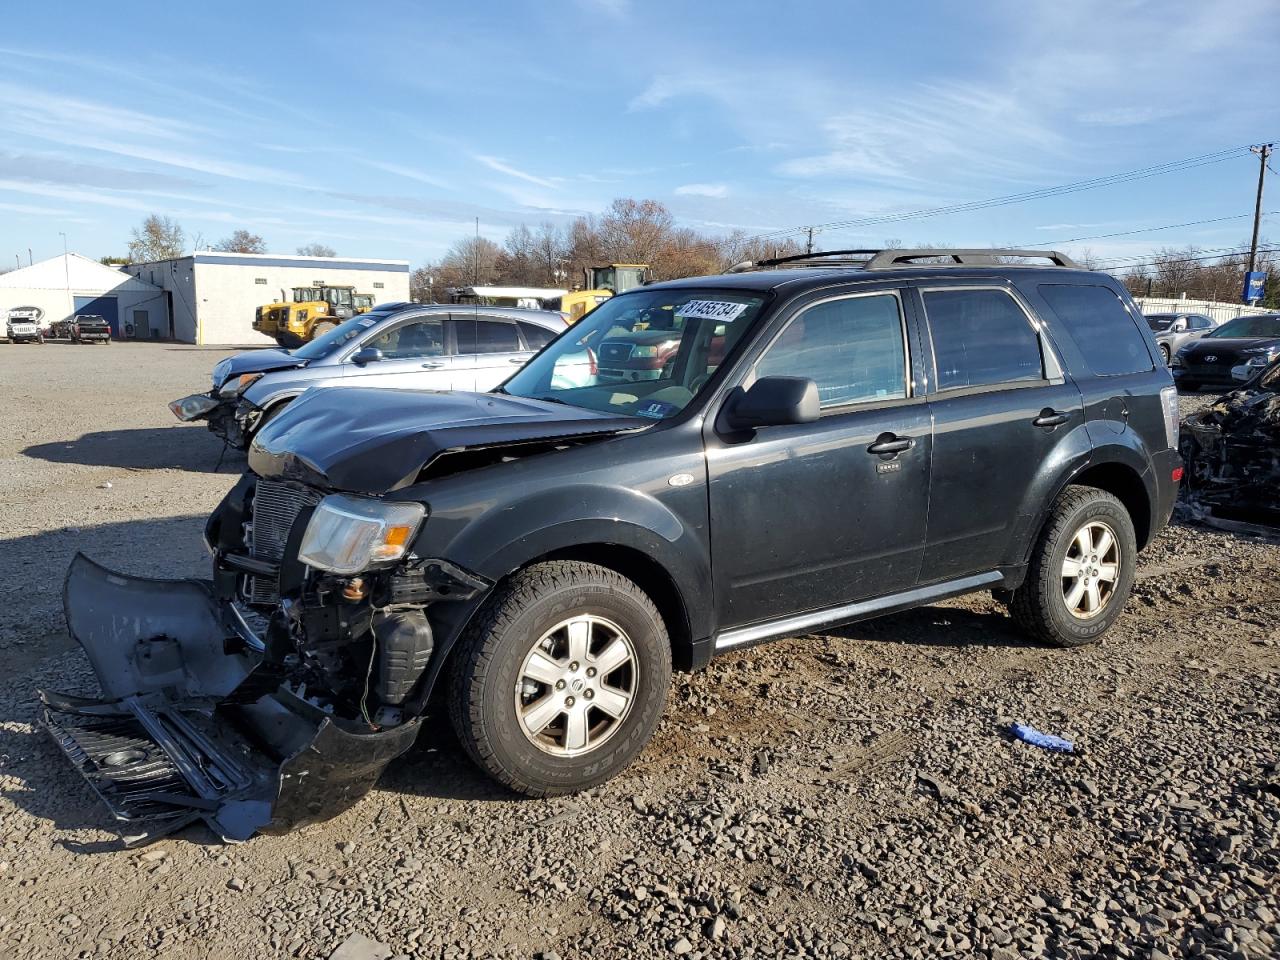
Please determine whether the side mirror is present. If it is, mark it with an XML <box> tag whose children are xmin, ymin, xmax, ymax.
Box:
<box><xmin>722</xmin><ymin>376</ymin><xmax>820</xmax><ymax>431</ymax></box>
<box><xmin>1172</xmin><ymin>320</ymin><xmax>1187</xmax><ymax>332</ymax></box>
<box><xmin>351</xmin><ymin>346</ymin><xmax>383</xmax><ymax>365</ymax></box>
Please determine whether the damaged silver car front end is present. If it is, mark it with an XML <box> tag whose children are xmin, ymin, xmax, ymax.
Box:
<box><xmin>41</xmin><ymin>554</ymin><xmax>424</xmax><ymax>845</ymax></box>
<box><xmin>1179</xmin><ymin>362</ymin><xmax>1280</xmax><ymax>536</ymax></box>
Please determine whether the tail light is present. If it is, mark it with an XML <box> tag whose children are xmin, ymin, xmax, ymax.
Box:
<box><xmin>1159</xmin><ymin>385</ymin><xmax>1179</xmax><ymax>450</ymax></box>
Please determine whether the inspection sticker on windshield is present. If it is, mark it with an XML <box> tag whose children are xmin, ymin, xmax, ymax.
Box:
<box><xmin>637</xmin><ymin>400</ymin><xmax>677</xmax><ymax>419</ymax></box>
<box><xmin>677</xmin><ymin>300</ymin><xmax>749</xmax><ymax>322</ymax></box>
<box><xmin>358</xmin><ymin>316</ymin><xmax>378</xmax><ymax>327</ymax></box>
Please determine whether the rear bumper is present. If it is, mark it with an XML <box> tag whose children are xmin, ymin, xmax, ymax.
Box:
<box><xmin>39</xmin><ymin>554</ymin><xmax>421</xmax><ymax>844</ymax></box>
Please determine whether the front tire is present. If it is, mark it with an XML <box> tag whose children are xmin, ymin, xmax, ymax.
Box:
<box><xmin>449</xmin><ymin>561</ymin><xmax>671</xmax><ymax>796</ymax></box>
<box><xmin>1008</xmin><ymin>485</ymin><xmax>1137</xmax><ymax>647</ymax></box>
<box><xmin>311</xmin><ymin>321</ymin><xmax>336</xmax><ymax>339</ymax></box>
<box><xmin>1160</xmin><ymin>344</ymin><xmax>1171</xmax><ymax>365</ymax></box>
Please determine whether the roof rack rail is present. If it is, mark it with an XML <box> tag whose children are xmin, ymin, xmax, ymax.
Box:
<box><xmin>863</xmin><ymin>248</ymin><xmax>1080</xmax><ymax>270</ymax></box>
<box><xmin>727</xmin><ymin>249</ymin><xmax>880</xmax><ymax>273</ymax></box>
<box><xmin>727</xmin><ymin>247</ymin><xmax>1080</xmax><ymax>274</ymax></box>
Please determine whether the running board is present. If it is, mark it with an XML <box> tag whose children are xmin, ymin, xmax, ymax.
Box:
<box><xmin>713</xmin><ymin>571</ymin><xmax>1003</xmax><ymax>651</ymax></box>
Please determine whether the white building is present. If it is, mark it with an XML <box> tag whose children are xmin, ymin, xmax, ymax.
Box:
<box><xmin>0</xmin><ymin>253</ymin><xmax>170</xmax><ymax>338</ymax></box>
<box><xmin>124</xmin><ymin>251</ymin><xmax>411</xmax><ymax>345</ymax></box>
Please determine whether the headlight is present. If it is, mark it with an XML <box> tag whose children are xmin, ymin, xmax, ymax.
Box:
<box><xmin>1242</xmin><ymin>346</ymin><xmax>1279</xmax><ymax>365</ymax></box>
<box><xmin>631</xmin><ymin>345</ymin><xmax>659</xmax><ymax>358</ymax></box>
<box><xmin>1170</xmin><ymin>350</ymin><xmax>1184</xmax><ymax>367</ymax></box>
<box><xmin>297</xmin><ymin>495</ymin><xmax>426</xmax><ymax>574</ymax></box>
<box><xmin>218</xmin><ymin>372</ymin><xmax>263</xmax><ymax>397</ymax></box>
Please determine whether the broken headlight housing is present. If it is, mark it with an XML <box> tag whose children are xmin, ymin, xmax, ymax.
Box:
<box><xmin>218</xmin><ymin>372</ymin><xmax>264</xmax><ymax>398</ymax></box>
<box><xmin>297</xmin><ymin>495</ymin><xmax>426</xmax><ymax>575</ymax></box>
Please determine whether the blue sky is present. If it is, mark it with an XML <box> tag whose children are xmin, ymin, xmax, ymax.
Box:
<box><xmin>2</xmin><ymin>0</ymin><xmax>1279</xmax><ymax>269</ymax></box>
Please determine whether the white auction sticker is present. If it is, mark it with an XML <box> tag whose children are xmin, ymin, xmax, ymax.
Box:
<box><xmin>676</xmin><ymin>299</ymin><xmax>749</xmax><ymax>322</ymax></box>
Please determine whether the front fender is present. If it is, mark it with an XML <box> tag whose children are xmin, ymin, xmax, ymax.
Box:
<box><xmin>405</xmin><ymin>483</ymin><xmax>712</xmax><ymax>707</ymax></box>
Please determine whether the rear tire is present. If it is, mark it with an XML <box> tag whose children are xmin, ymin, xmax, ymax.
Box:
<box><xmin>1008</xmin><ymin>485</ymin><xmax>1137</xmax><ymax>647</ymax></box>
<box><xmin>449</xmin><ymin>561</ymin><xmax>671</xmax><ymax>796</ymax></box>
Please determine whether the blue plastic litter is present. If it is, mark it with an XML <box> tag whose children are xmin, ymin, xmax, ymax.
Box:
<box><xmin>1010</xmin><ymin>723</ymin><xmax>1074</xmax><ymax>753</ymax></box>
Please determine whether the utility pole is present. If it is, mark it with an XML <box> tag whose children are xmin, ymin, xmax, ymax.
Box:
<box><xmin>59</xmin><ymin>232</ymin><xmax>71</xmax><ymax>319</ymax></box>
<box><xmin>805</xmin><ymin>227</ymin><xmax>814</xmax><ymax>255</ymax></box>
<box><xmin>1246</xmin><ymin>143</ymin><xmax>1273</xmax><ymax>300</ymax></box>
<box><xmin>27</xmin><ymin>248</ymin><xmax>32</xmax><ymax>266</ymax></box>
<box><xmin>473</xmin><ymin>216</ymin><xmax>480</xmax><ymax>284</ymax></box>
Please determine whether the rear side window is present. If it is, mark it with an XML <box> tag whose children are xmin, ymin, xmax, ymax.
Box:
<box><xmin>518</xmin><ymin>321</ymin><xmax>557</xmax><ymax>350</ymax></box>
<box><xmin>1037</xmin><ymin>284</ymin><xmax>1153</xmax><ymax>376</ymax></box>
<box><xmin>454</xmin><ymin>317</ymin><xmax>525</xmax><ymax>355</ymax></box>
<box><xmin>756</xmin><ymin>293</ymin><xmax>907</xmax><ymax>408</ymax></box>
<box><xmin>923</xmin><ymin>289</ymin><xmax>1043</xmax><ymax>390</ymax></box>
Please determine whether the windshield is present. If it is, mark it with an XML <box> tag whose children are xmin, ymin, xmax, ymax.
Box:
<box><xmin>1145</xmin><ymin>315</ymin><xmax>1175</xmax><ymax>331</ymax></box>
<box><xmin>292</xmin><ymin>310</ymin><xmax>393</xmax><ymax>360</ymax></box>
<box><xmin>1207</xmin><ymin>315</ymin><xmax>1280</xmax><ymax>339</ymax></box>
<box><xmin>293</xmin><ymin>287</ymin><xmax>319</xmax><ymax>303</ymax></box>
<box><xmin>500</xmin><ymin>288</ymin><xmax>767</xmax><ymax>419</ymax></box>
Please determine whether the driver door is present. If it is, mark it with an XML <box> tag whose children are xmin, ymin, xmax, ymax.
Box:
<box><xmin>704</xmin><ymin>288</ymin><xmax>932</xmax><ymax>632</ymax></box>
<box><xmin>342</xmin><ymin>315</ymin><xmax>468</xmax><ymax>390</ymax></box>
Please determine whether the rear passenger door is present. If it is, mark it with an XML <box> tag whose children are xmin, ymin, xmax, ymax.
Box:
<box><xmin>454</xmin><ymin>316</ymin><xmax>536</xmax><ymax>392</ymax></box>
<box><xmin>914</xmin><ymin>283</ymin><xmax>1085</xmax><ymax>584</ymax></box>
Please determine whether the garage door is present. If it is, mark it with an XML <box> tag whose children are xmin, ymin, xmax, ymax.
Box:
<box><xmin>73</xmin><ymin>295</ymin><xmax>120</xmax><ymax>336</ymax></box>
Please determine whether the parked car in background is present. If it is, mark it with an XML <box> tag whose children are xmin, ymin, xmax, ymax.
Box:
<box><xmin>52</xmin><ymin>314</ymin><xmax>112</xmax><ymax>343</ymax></box>
<box><xmin>5</xmin><ymin>306</ymin><xmax>46</xmax><ymax>342</ymax></box>
<box><xmin>170</xmin><ymin>303</ymin><xmax>567</xmax><ymax>448</ymax></box>
<box><xmin>57</xmin><ymin>248</ymin><xmax>1183</xmax><ymax>841</ymax></box>
<box><xmin>1172</xmin><ymin>313</ymin><xmax>1280</xmax><ymax>390</ymax></box>
<box><xmin>5</xmin><ymin>309</ymin><xmax>45</xmax><ymax>343</ymax></box>
<box><xmin>1144</xmin><ymin>312</ymin><xmax>1215</xmax><ymax>364</ymax></box>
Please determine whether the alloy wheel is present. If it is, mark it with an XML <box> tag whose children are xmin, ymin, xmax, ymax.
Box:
<box><xmin>1061</xmin><ymin>520</ymin><xmax>1121</xmax><ymax>620</ymax></box>
<box><xmin>514</xmin><ymin>614</ymin><xmax>638</xmax><ymax>757</ymax></box>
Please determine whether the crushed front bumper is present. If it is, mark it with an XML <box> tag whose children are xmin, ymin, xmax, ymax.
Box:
<box><xmin>170</xmin><ymin>393</ymin><xmax>254</xmax><ymax>448</ymax></box>
<box><xmin>40</xmin><ymin>554</ymin><xmax>421</xmax><ymax>844</ymax></box>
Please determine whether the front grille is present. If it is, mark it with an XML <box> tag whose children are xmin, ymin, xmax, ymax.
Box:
<box><xmin>598</xmin><ymin>341</ymin><xmax>633</xmax><ymax>363</ymax></box>
<box><xmin>247</xmin><ymin>479</ymin><xmax>323</xmax><ymax>604</ymax></box>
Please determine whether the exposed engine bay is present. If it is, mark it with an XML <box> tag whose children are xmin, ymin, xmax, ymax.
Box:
<box><xmin>1179</xmin><ymin>364</ymin><xmax>1280</xmax><ymax>533</ymax></box>
<box><xmin>39</xmin><ymin>474</ymin><xmax>487</xmax><ymax>844</ymax></box>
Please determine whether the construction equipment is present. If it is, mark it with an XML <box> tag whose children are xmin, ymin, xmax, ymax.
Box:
<box><xmin>253</xmin><ymin>285</ymin><xmax>375</xmax><ymax>347</ymax></box>
<box><xmin>560</xmin><ymin>264</ymin><xmax>648</xmax><ymax>323</ymax></box>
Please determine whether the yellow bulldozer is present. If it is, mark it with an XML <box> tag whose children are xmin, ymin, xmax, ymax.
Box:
<box><xmin>559</xmin><ymin>263</ymin><xmax>648</xmax><ymax>323</ymax></box>
<box><xmin>253</xmin><ymin>285</ymin><xmax>376</xmax><ymax>347</ymax></box>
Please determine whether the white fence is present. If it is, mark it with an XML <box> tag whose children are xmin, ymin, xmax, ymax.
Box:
<box><xmin>1134</xmin><ymin>297</ymin><xmax>1272</xmax><ymax>325</ymax></box>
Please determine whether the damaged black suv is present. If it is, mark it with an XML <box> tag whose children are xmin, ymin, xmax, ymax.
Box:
<box><xmin>44</xmin><ymin>249</ymin><xmax>1183</xmax><ymax>841</ymax></box>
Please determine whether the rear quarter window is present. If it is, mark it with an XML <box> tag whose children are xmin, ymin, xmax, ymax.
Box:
<box><xmin>1037</xmin><ymin>284</ymin><xmax>1154</xmax><ymax>376</ymax></box>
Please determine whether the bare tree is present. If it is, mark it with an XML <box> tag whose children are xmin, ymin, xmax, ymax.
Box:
<box><xmin>410</xmin><ymin>264</ymin><xmax>437</xmax><ymax>302</ymax></box>
<box><xmin>213</xmin><ymin>230</ymin><xmax>267</xmax><ymax>254</ymax></box>
<box><xmin>127</xmin><ymin>214</ymin><xmax>185</xmax><ymax>262</ymax></box>
<box><xmin>434</xmin><ymin>236</ymin><xmax>503</xmax><ymax>289</ymax></box>
<box><xmin>297</xmin><ymin>242</ymin><xmax>337</xmax><ymax>258</ymax></box>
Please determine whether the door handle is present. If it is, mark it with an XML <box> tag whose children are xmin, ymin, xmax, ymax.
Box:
<box><xmin>867</xmin><ymin>434</ymin><xmax>914</xmax><ymax>456</ymax></box>
<box><xmin>421</xmin><ymin>361</ymin><xmax>445</xmax><ymax>369</ymax></box>
<box><xmin>1032</xmin><ymin>409</ymin><xmax>1070</xmax><ymax>428</ymax></box>
<box><xmin>508</xmin><ymin>356</ymin><xmax>527</xmax><ymax>364</ymax></box>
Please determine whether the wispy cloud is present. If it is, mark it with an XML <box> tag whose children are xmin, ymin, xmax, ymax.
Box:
<box><xmin>358</xmin><ymin>158</ymin><xmax>452</xmax><ymax>191</ymax></box>
<box><xmin>675</xmin><ymin>183</ymin><xmax>729</xmax><ymax>198</ymax></box>
<box><xmin>474</xmin><ymin>155</ymin><xmax>559</xmax><ymax>189</ymax></box>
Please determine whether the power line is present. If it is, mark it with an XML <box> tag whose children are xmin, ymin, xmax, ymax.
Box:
<box><xmin>717</xmin><ymin>140</ymin><xmax>1269</xmax><ymax>251</ymax></box>
<box><xmin>1097</xmin><ymin>244</ymin><xmax>1280</xmax><ymax>273</ymax></box>
<box><xmin>1020</xmin><ymin>210</ymin><xmax>1279</xmax><ymax>248</ymax></box>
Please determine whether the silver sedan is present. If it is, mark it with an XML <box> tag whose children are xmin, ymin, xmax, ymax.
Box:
<box><xmin>171</xmin><ymin>304</ymin><xmax>567</xmax><ymax>448</ymax></box>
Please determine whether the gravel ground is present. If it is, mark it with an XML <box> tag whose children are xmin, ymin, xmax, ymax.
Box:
<box><xmin>1</xmin><ymin>342</ymin><xmax>1277</xmax><ymax>960</ymax></box>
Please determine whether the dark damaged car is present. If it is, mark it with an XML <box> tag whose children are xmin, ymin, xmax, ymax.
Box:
<box><xmin>44</xmin><ymin>249</ymin><xmax>1183</xmax><ymax>843</ymax></box>
<box><xmin>1180</xmin><ymin>358</ymin><xmax>1280</xmax><ymax>531</ymax></box>
<box><xmin>1171</xmin><ymin>312</ymin><xmax>1280</xmax><ymax>391</ymax></box>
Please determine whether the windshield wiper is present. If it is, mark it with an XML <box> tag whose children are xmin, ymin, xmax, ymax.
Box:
<box><xmin>534</xmin><ymin>394</ymin><xmax>569</xmax><ymax>406</ymax></box>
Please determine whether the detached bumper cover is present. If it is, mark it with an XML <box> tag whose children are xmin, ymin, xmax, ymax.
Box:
<box><xmin>40</xmin><ymin>555</ymin><xmax>421</xmax><ymax>843</ymax></box>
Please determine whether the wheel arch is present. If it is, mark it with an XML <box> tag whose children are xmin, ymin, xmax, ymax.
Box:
<box><xmin>1027</xmin><ymin>454</ymin><xmax>1154</xmax><ymax>562</ymax></box>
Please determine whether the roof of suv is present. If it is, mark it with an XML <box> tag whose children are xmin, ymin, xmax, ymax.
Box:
<box><xmin>638</xmin><ymin>248</ymin><xmax>1114</xmax><ymax>297</ymax></box>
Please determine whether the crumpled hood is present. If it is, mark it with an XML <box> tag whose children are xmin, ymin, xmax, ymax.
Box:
<box><xmin>214</xmin><ymin>348</ymin><xmax>305</xmax><ymax>388</ymax></box>
<box><xmin>248</xmin><ymin>387</ymin><xmax>646</xmax><ymax>493</ymax></box>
